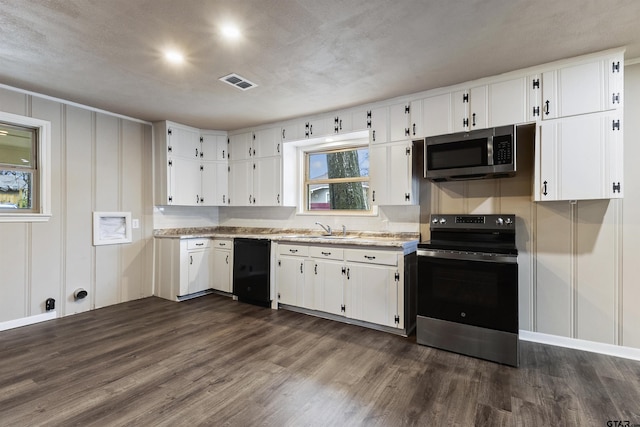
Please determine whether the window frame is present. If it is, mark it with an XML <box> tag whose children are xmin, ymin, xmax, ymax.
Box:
<box><xmin>303</xmin><ymin>144</ymin><xmax>371</xmax><ymax>214</ymax></box>
<box><xmin>0</xmin><ymin>111</ymin><xmax>51</xmax><ymax>222</ymax></box>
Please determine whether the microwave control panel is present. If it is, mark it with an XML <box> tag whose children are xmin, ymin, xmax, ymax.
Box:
<box><xmin>493</xmin><ymin>135</ymin><xmax>513</xmax><ymax>165</ymax></box>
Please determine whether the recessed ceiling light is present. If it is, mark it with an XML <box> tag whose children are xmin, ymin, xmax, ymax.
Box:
<box><xmin>221</xmin><ymin>24</ymin><xmax>241</xmax><ymax>39</ymax></box>
<box><xmin>164</xmin><ymin>50</ymin><xmax>184</xmax><ymax>64</ymax></box>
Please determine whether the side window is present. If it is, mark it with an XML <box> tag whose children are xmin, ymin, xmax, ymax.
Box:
<box><xmin>304</xmin><ymin>146</ymin><xmax>370</xmax><ymax>212</ymax></box>
<box><xmin>0</xmin><ymin>111</ymin><xmax>51</xmax><ymax>222</ymax></box>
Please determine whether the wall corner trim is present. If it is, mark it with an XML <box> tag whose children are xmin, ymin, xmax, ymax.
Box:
<box><xmin>520</xmin><ymin>330</ymin><xmax>640</xmax><ymax>362</ymax></box>
<box><xmin>0</xmin><ymin>311</ymin><xmax>57</xmax><ymax>332</ymax></box>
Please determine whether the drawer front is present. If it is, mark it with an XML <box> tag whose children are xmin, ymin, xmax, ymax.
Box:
<box><xmin>213</xmin><ymin>239</ymin><xmax>233</xmax><ymax>249</ymax></box>
<box><xmin>344</xmin><ymin>248</ymin><xmax>398</xmax><ymax>266</ymax></box>
<box><xmin>278</xmin><ymin>244</ymin><xmax>309</xmax><ymax>257</ymax></box>
<box><xmin>308</xmin><ymin>246</ymin><xmax>344</xmax><ymax>261</ymax></box>
<box><xmin>186</xmin><ymin>238</ymin><xmax>211</xmax><ymax>250</ymax></box>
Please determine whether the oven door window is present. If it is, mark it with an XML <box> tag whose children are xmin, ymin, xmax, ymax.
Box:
<box><xmin>418</xmin><ymin>257</ymin><xmax>518</xmax><ymax>333</ymax></box>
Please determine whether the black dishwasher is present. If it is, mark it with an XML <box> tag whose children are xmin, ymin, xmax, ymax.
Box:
<box><xmin>233</xmin><ymin>238</ymin><xmax>271</xmax><ymax>307</ymax></box>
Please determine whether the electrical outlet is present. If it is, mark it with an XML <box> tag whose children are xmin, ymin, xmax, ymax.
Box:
<box><xmin>132</xmin><ymin>219</ymin><xmax>139</xmax><ymax>229</ymax></box>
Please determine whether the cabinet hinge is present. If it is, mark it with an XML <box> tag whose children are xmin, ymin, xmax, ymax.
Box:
<box><xmin>394</xmin><ymin>315</ymin><xmax>400</xmax><ymax>324</ymax></box>
<box><xmin>366</xmin><ymin>110</ymin><xmax>372</xmax><ymax>128</ymax></box>
<box><xmin>462</xmin><ymin>93</ymin><xmax>469</xmax><ymax>103</ymax></box>
<box><xmin>335</xmin><ymin>125</ymin><xmax>340</xmax><ymax>133</ymax></box>
<box><xmin>253</xmin><ymin>133</ymin><xmax>256</xmax><ymax>141</ymax></box>
<box><xmin>200</xmin><ymin>136</ymin><xmax>203</xmax><ymax>143</ymax></box>
<box><xmin>168</xmin><ymin>128</ymin><xmax>172</xmax><ymax>136</ymax></box>
<box><xmin>168</xmin><ymin>196</ymin><xmax>173</xmax><ymax>203</ymax></box>
<box><xmin>278</xmin><ymin>260</ymin><xmax>281</xmax><ymax>266</ymax></box>
<box><xmin>612</xmin><ymin>93</ymin><xmax>621</xmax><ymax>104</ymax></box>
<box><xmin>404</xmin><ymin>105</ymin><xmax>410</xmax><ymax>114</ymax></box>
<box><xmin>341</xmin><ymin>304</ymin><xmax>346</xmax><ymax>313</ymax></box>
<box><xmin>200</xmin><ymin>165</ymin><xmax>203</xmax><ymax>171</ymax></box>
<box><xmin>168</xmin><ymin>160</ymin><xmax>173</xmax><ymax>167</ymax></box>
<box><xmin>277</xmin><ymin>293</ymin><xmax>281</xmax><ymax>300</ymax></box>
<box><xmin>613</xmin><ymin>182</ymin><xmax>621</xmax><ymax>193</ymax></box>
<box><xmin>395</xmin><ymin>272</ymin><xmax>400</xmax><ymax>282</ymax></box>
<box><xmin>168</xmin><ymin>145</ymin><xmax>172</xmax><ymax>153</ymax></box>
<box><xmin>404</xmin><ymin>128</ymin><xmax>410</xmax><ymax>136</ymax></box>
<box><xmin>406</xmin><ymin>147</ymin><xmax>411</xmax><ymax>156</ymax></box>
<box><xmin>612</xmin><ymin>61</ymin><xmax>621</xmax><ymax>73</ymax></box>
<box><xmin>228</xmin><ymin>166</ymin><xmax>230</xmax><ymax>172</ymax></box>
<box><xmin>612</xmin><ymin>120</ymin><xmax>621</xmax><ymax>131</ymax></box>
<box><xmin>463</xmin><ymin>118</ymin><xmax>469</xmax><ymax>127</ymax></box>
<box><xmin>533</xmin><ymin>106</ymin><xmax>540</xmax><ymax>117</ymax></box>
<box><xmin>532</xmin><ymin>79</ymin><xmax>540</xmax><ymax>89</ymax></box>
<box><xmin>342</xmin><ymin>267</ymin><xmax>346</xmax><ymax>275</ymax></box>
<box><xmin>227</xmin><ymin>138</ymin><xmax>230</xmax><ymax>144</ymax></box>
<box><xmin>405</xmin><ymin>193</ymin><xmax>410</xmax><ymax>202</ymax></box>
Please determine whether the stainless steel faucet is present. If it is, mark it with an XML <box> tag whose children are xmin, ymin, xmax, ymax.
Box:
<box><xmin>315</xmin><ymin>222</ymin><xmax>332</xmax><ymax>235</ymax></box>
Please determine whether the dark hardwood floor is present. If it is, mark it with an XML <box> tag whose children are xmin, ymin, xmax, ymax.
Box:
<box><xmin>1</xmin><ymin>294</ymin><xmax>639</xmax><ymax>426</ymax></box>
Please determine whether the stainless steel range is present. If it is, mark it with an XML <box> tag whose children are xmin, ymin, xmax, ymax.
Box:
<box><xmin>417</xmin><ymin>214</ymin><xmax>519</xmax><ymax>367</ymax></box>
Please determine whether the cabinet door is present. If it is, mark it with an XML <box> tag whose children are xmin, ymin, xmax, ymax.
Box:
<box><xmin>489</xmin><ymin>77</ymin><xmax>528</xmax><ymax>127</ymax></box>
<box><xmin>314</xmin><ymin>259</ymin><xmax>345</xmax><ymax>316</ymax></box>
<box><xmin>307</xmin><ymin>117</ymin><xmax>332</xmax><ymax>139</ymax></box>
<box><xmin>168</xmin><ymin>125</ymin><xmax>200</xmax><ymax>160</ymax></box>
<box><xmin>354</xmin><ymin>107</ymin><xmax>388</xmax><ymax>144</ymax></box>
<box><xmin>347</xmin><ymin>264</ymin><xmax>398</xmax><ymax>327</ymax></box>
<box><xmin>201</xmin><ymin>133</ymin><xmax>227</xmax><ymax>161</ymax></box>
<box><xmin>332</xmin><ymin>112</ymin><xmax>353</xmax><ymax>134</ymax></box>
<box><xmin>282</xmin><ymin>122</ymin><xmax>304</xmax><ymax>142</ymax></box>
<box><xmin>387</xmin><ymin>143</ymin><xmax>414</xmax><ymax>205</ymax></box>
<box><xmin>228</xmin><ymin>132</ymin><xmax>252</xmax><ymax>161</ymax></box>
<box><xmin>201</xmin><ymin>161</ymin><xmax>228</xmax><ymax>206</ymax></box>
<box><xmin>368</xmin><ymin>144</ymin><xmax>388</xmax><ymax>206</ymax></box>
<box><xmin>253</xmin><ymin>127</ymin><xmax>281</xmax><ymax>158</ymax></box>
<box><xmin>389</xmin><ymin>103</ymin><xmax>410</xmax><ymax>142</ymax></box>
<box><xmin>212</xmin><ymin>247</ymin><xmax>232</xmax><ymax>292</ymax></box>
<box><xmin>229</xmin><ymin>160</ymin><xmax>252</xmax><ymax>206</ymax></box>
<box><xmin>253</xmin><ymin>156</ymin><xmax>281</xmax><ymax>206</ymax></box>
<box><xmin>422</xmin><ymin>93</ymin><xmax>453</xmax><ymax>137</ymax></box>
<box><xmin>536</xmin><ymin>112</ymin><xmax>621</xmax><ymax>201</ymax></box>
<box><xmin>187</xmin><ymin>249</ymin><xmax>211</xmax><ymax>294</ymax></box>
<box><xmin>452</xmin><ymin>90</ymin><xmax>469</xmax><ymax>132</ymax></box>
<box><xmin>277</xmin><ymin>256</ymin><xmax>305</xmax><ymax>306</ymax></box>
<box><xmin>469</xmin><ymin>85</ymin><xmax>488</xmax><ymax>130</ymax></box>
<box><xmin>409</xmin><ymin>99</ymin><xmax>423</xmax><ymax>139</ymax></box>
<box><xmin>170</xmin><ymin>158</ymin><xmax>201</xmax><ymax>206</ymax></box>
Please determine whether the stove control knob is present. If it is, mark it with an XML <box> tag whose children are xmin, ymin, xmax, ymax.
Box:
<box><xmin>496</xmin><ymin>217</ymin><xmax>504</xmax><ymax>226</ymax></box>
<box><xmin>439</xmin><ymin>218</ymin><xmax>447</xmax><ymax>224</ymax></box>
<box><xmin>505</xmin><ymin>218</ymin><xmax>513</xmax><ymax>226</ymax></box>
<box><xmin>432</xmin><ymin>217</ymin><xmax>439</xmax><ymax>224</ymax></box>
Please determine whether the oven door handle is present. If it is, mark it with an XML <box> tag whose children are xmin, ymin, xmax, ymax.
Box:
<box><xmin>417</xmin><ymin>249</ymin><xmax>517</xmax><ymax>264</ymax></box>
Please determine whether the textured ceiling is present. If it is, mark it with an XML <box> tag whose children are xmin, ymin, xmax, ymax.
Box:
<box><xmin>2</xmin><ymin>0</ymin><xmax>640</xmax><ymax>131</ymax></box>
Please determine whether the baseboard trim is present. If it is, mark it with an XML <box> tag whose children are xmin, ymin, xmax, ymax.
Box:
<box><xmin>0</xmin><ymin>311</ymin><xmax>57</xmax><ymax>332</ymax></box>
<box><xmin>520</xmin><ymin>330</ymin><xmax>640</xmax><ymax>362</ymax></box>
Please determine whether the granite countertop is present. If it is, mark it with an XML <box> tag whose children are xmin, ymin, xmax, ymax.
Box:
<box><xmin>154</xmin><ymin>226</ymin><xmax>420</xmax><ymax>252</ymax></box>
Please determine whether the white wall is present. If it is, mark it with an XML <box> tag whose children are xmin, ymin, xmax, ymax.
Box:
<box><xmin>0</xmin><ymin>86</ymin><xmax>154</xmax><ymax>323</ymax></box>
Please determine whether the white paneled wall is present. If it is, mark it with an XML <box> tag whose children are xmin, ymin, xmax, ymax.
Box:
<box><xmin>0</xmin><ymin>87</ymin><xmax>154</xmax><ymax>324</ymax></box>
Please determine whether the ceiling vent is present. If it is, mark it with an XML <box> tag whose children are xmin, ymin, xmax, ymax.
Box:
<box><xmin>219</xmin><ymin>73</ymin><xmax>257</xmax><ymax>91</ymax></box>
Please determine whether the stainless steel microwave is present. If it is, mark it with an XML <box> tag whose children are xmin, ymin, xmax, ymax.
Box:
<box><xmin>424</xmin><ymin>125</ymin><xmax>516</xmax><ymax>182</ymax></box>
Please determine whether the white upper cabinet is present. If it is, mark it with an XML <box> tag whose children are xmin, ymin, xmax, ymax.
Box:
<box><xmin>281</xmin><ymin>122</ymin><xmax>304</xmax><ymax>142</ymax></box>
<box><xmin>369</xmin><ymin>141</ymin><xmax>417</xmax><ymax>206</ymax></box>
<box><xmin>535</xmin><ymin>111</ymin><xmax>623</xmax><ymax>201</ymax></box>
<box><xmin>353</xmin><ymin>107</ymin><xmax>388</xmax><ymax>144</ymax></box>
<box><xmin>228</xmin><ymin>132</ymin><xmax>252</xmax><ymax>161</ymax></box>
<box><xmin>412</xmin><ymin>93</ymin><xmax>453</xmax><ymax>138</ymax></box>
<box><xmin>253</xmin><ymin>127</ymin><xmax>281</xmax><ymax>157</ymax></box>
<box><xmin>200</xmin><ymin>132</ymin><xmax>227</xmax><ymax>161</ymax></box>
<box><xmin>453</xmin><ymin>85</ymin><xmax>487</xmax><ymax>132</ymax></box>
<box><xmin>541</xmin><ymin>53</ymin><xmax>623</xmax><ymax>119</ymax></box>
<box><xmin>389</xmin><ymin>102</ymin><xmax>411</xmax><ymax>142</ymax></box>
<box><xmin>331</xmin><ymin>111</ymin><xmax>353</xmax><ymax>135</ymax></box>
<box><xmin>488</xmin><ymin>77</ymin><xmax>529</xmax><ymax>127</ymax></box>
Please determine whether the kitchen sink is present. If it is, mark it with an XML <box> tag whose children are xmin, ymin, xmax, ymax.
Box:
<box><xmin>279</xmin><ymin>234</ymin><xmax>357</xmax><ymax>240</ymax></box>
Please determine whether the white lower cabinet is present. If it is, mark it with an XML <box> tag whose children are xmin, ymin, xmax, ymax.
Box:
<box><xmin>211</xmin><ymin>239</ymin><xmax>233</xmax><ymax>292</ymax></box>
<box><xmin>155</xmin><ymin>238</ymin><xmax>213</xmax><ymax>301</ymax></box>
<box><xmin>276</xmin><ymin>242</ymin><xmax>406</xmax><ymax>332</ymax></box>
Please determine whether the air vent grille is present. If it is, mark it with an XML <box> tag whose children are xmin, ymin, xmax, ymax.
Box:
<box><xmin>219</xmin><ymin>73</ymin><xmax>257</xmax><ymax>91</ymax></box>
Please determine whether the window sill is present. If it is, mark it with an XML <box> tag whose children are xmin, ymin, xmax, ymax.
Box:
<box><xmin>0</xmin><ymin>213</ymin><xmax>52</xmax><ymax>223</ymax></box>
<box><xmin>295</xmin><ymin>206</ymin><xmax>380</xmax><ymax>217</ymax></box>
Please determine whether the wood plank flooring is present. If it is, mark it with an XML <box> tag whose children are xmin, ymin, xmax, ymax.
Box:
<box><xmin>1</xmin><ymin>294</ymin><xmax>640</xmax><ymax>426</ymax></box>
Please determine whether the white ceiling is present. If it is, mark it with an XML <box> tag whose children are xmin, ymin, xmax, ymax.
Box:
<box><xmin>2</xmin><ymin>0</ymin><xmax>640</xmax><ymax>131</ymax></box>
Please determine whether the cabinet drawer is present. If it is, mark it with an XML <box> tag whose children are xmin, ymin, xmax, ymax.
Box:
<box><xmin>186</xmin><ymin>238</ymin><xmax>211</xmax><ymax>250</ymax></box>
<box><xmin>278</xmin><ymin>244</ymin><xmax>308</xmax><ymax>257</ymax></box>
<box><xmin>344</xmin><ymin>248</ymin><xmax>398</xmax><ymax>266</ymax></box>
<box><xmin>212</xmin><ymin>239</ymin><xmax>233</xmax><ymax>250</ymax></box>
<box><xmin>308</xmin><ymin>246</ymin><xmax>344</xmax><ymax>261</ymax></box>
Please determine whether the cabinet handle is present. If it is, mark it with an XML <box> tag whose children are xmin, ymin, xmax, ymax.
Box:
<box><xmin>219</xmin><ymin>242</ymin><xmax>226</xmax><ymax>246</ymax></box>
<box><xmin>372</xmin><ymin>190</ymin><xmax>376</xmax><ymax>202</ymax></box>
<box><xmin>364</xmin><ymin>255</ymin><xmax>376</xmax><ymax>260</ymax></box>
<box><xmin>248</xmin><ymin>147</ymin><xmax>252</xmax><ymax>157</ymax></box>
<box><xmin>190</xmin><ymin>256</ymin><xmax>193</xmax><ymax>265</ymax></box>
<box><xmin>282</xmin><ymin>129</ymin><xmax>286</xmax><ymax>139</ymax></box>
<box><xmin>196</xmin><ymin>243</ymin><xmax>204</xmax><ymax>246</ymax></box>
<box><xmin>300</xmin><ymin>263</ymin><xmax>303</xmax><ymax>274</ymax></box>
<box><xmin>314</xmin><ymin>264</ymin><xmax>318</xmax><ymax>275</ymax></box>
<box><xmin>339</xmin><ymin>119</ymin><xmax>343</xmax><ymax>130</ymax></box>
<box><xmin>195</xmin><ymin>148</ymin><xmax>199</xmax><ymax>158</ymax></box>
<box><xmin>543</xmin><ymin>180</ymin><xmax>548</xmax><ymax>196</ymax></box>
<box><xmin>277</xmin><ymin>143</ymin><xmax>280</xmax><ymax>153</ymax></box>
<box><xmin>277</xmin><ymin>194</ymin><xmax>280</xmax><ymax>204</ymax></box>
<box><xmin>196</xmin><ymin>194</ymin><xmax>200</xmax><ymax>204</ymax></box>
<box><xmin>289</xmin><ymin>249</ymin><xmax>298</xmax><ymax>253</ymax></box>
<box><xmin>226</xmin><ymin>255</ymin><xmax>229</xmax><ymax>264</ymax></box>
<box><xmin>310</xmin><ymin>124</ymin><xmax>313</xmax><ymax>135</ymax></box>
<box><xmin>372</xmin><ymin>130</ymin><xmax>376</xmax><ymax>141</ymax></box>
<box><xmin>223</xmin><ymin>195</ymin><xmax>226</xmax><ymax>204</ymax></box>
<box><xmin>544</xmin><ymin>100</ymin><xmax>550</xmax><ymax>116</ymax></box>
<box><xmin>249</xmin><ymin>195</ymin><xmax>252</xmax><ymax>204</ymax></box>
<box><xmin>413</xmin><ymin>123</ymin><xmax>416</xmax><ymax>136</ymax></box>
<box><xmin>321</xmin><ymin>251</ymin><xmax>331</xmax><ymax>256</ymax></box>
<box><xmin>472</xmin><ymin>113</ymin><xmax>476</xmax><ymax>127</ymax></box>
<box><xmin>346</xmin><ymin>268</ymin><xmax>350</xmax><ymax>280</ymax></box>
<box><xmin>222</xmin><ymin>149</ymin><xmax>225</xmax><ymax>159</ymax></box>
